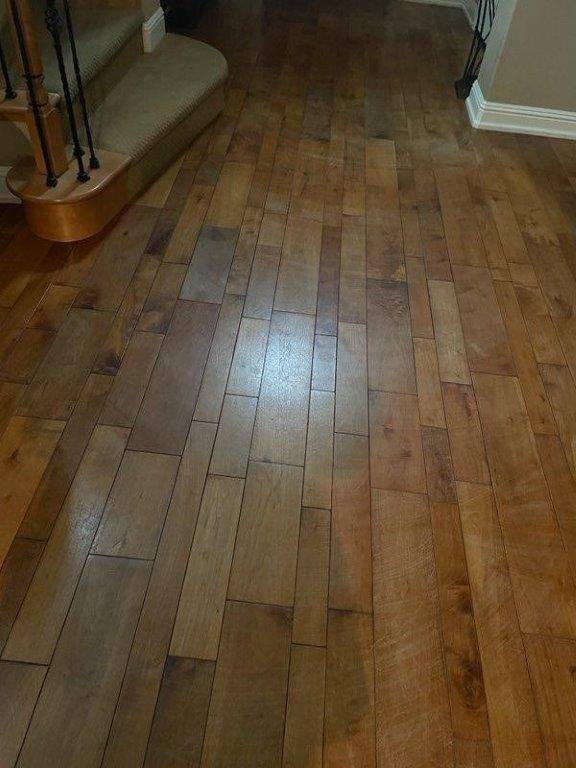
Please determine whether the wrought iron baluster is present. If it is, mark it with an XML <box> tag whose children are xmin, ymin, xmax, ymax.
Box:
<box><xmin>45</xmin><ymin>0</ymin><xmax>89</xmax><ymax>181</ymax></box>
<box><xmin>61</xmin><ymin>0</ymin><xmax>99</xmax><ymax>168</ymax></box>
<box><xmin>0</xmin><ymin>39</ymin><xmax>17</xmax><ymax>100</ymax></box>
<box><xmin>455</xmin><ymin>0</ymin><xmax>497</xmax><ymax>100</ymax></box>
<box><xmin>9</xmin><ymin>0</ymin><xmax>57</xmax><ymax>186</ymax></box>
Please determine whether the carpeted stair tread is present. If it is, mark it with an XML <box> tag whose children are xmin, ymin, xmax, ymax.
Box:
<box><xmin>91</xmin><ymin>34</ymin><xmax>227</xmax><ymax>161</ymax></box>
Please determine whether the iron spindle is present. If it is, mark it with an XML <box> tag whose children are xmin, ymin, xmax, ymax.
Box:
<box><xmin>9</xmin><ymin>0</ymin><xmax>57</xmax><ymax>186</ymax></box>
<box><xmin>45</xmin><ymin>0</ymin><xmax>89</xmax><ymax>182</ymax></box>
<box><xmin>61</xmin><ymin>0</ymin><xmax>99</xmax><ymax>168</ymax></box>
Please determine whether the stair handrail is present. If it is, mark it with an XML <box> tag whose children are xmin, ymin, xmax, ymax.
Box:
<box><xmin>0</xmin><ymin>34</ymin><xmax>17</xmax><ymax>99</ymax></box>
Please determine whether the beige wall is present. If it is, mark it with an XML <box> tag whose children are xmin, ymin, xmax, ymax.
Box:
<box><xmin>479</xmin><ymin>0</ymin><xmax>576</xmax><ymax>113</ymax></box>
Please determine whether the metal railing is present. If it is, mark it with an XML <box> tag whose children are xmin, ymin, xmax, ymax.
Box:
<box><xmin>2</xmin><ymin>0</ymin><xmax>99</xmax><ymax>185</ymax></box>
<box><xmin>455</xmin><ymin>0</ymin><xmax>497</xmax><ymax>100</ymax></box>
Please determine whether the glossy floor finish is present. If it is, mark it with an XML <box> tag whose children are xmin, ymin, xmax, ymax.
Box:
<box><xmin>2</xmin><ymin>1</ymin><xmax>576</xmax><ymax>766</ymax></box>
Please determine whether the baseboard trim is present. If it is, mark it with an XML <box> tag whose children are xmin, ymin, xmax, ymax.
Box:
<box><xmin>466</xmin><ymin>81</ymin><xmax>576</xmax><ymax>140</ymax></box>
<box><xmin>0</xmin><ymin>167</ymin><xmax>19</xmax><ymax>204</ymax></box>
<box><xmin>403</xmin><ymin>0</ymin><xmax>477</xmax><ymax>28</ymax></box>
<box><xmin>142</xmin><ymin>7</ymin><xmax>166</xmax><ymax>53</ymax></box>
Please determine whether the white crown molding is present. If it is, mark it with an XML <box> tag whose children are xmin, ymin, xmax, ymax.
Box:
<box><xmin>402</xmin><ymin>0</ymin><xmax>477</xmax><ymax>28</ymax></box>
<box><xmin>466</xmin><ymin>81</ymin><xmax>576</xmax><ymax>140</ymax></box>
<box><xmin>0</xmin><ymin>167</ymin><xmax>19</xmax><ymax>204</ymax></box>
<box><xmin>142</xmin><ymin>7</ymin><xmax>166</xmax><ymax>53</ymax></box>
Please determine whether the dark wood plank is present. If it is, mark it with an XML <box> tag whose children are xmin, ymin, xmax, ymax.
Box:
<box><xmin>130</xmin><ymin>300</ymin><xmax>218</xmax><ymax>454</ymax></box>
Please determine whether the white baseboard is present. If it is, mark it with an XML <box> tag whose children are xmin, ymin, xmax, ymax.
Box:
<box><xmin>466</xmin><ymin>81</ymin><xmax>576</xmax><ymax>140</ymax></box>
<box><xmin>142</xmin><ymin>7</ymin><xmax>166</xmax><ymax>53</ymax></box>
<box><xmin>0</xmin><ymin>167</ymin><xmax>19</xmax><ymax>204</ymax></box>
<box><xmin>403</xmin><ymin>0</ymin><xmax>477</xmax><ymax>28</ymax></box>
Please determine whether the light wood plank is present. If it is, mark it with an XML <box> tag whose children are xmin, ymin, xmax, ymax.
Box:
<box><xmin>369</xmin><ymin>390</ymin><xmax>426</xmax><ymax>494</ymax></box>
<box><xmin>226</xmin><ymin>316</ymin><xmax>269</xmax><ymax>397</ymax></box>
<box><xmin>0</xmin><ymin>538</ymin><xmax>44</xmax><ymax>652</ymax></box>
<box><xmin>228</xmin><ymin>461</ymin><xmax>303</xmax><ymax>606</ymax></box>
<box><xmin>541</xmin><ymin>363</ymin><xmax>576</xmax><ymax>478</ymax></box>
<box><xmin>180</xmin><ymin>225</ymin><xmax>239</xmax><ymax>304</ymax></box>
<box><xmin>458</xmin><ymin>481</ymin><xmax>547</xmax><ymax>768</ymax></box>
<box><xmin>442</xmin><ymin>382</ymin><xmax>491</xmax><ymax>484</ymax></box>
<box><xmin>414</xmin><ymin>337</ymin><xmax>446</xmax><ymax>428</ymax></box>
<box><xmin>473</xmin><ymin>372</ymin><xmax>576</xmax><ymax>637</ymax></box>
<box><xmin>274</xmin><ymin>216</ymin><xmax>322</xmax><ymax>314</ymax></box>
<box><xmin>429</xmin><ymin>280</ymin><xmax>471</xmax><ymax>385</ymax></box>
<box><xmin>170</xmin><ymin>475</ymin><xmax>244</xmax><ymax>660</ymax></box>
<box><xmin>293</xmin><ymin>508</ymin><xmax>330</xmax><ymax>647</ymax></box>
<box><xmin>210</xmin><ymin>395</ymin><xmax>257</xmax><ymax>477</ymax></box>
<box><xmin>3</xmin><ymin>425</ymin><xmax>128</xmax><ymax>665</ymax></box>
<box><xmin>406</xmin><ymin>256</ymin><xmax>434</xmax><ymax>339</ymax></box>
<box><xmin>311</xmin><ymin>334</ymin><xmax>336</xmax><ymax>392</ymax></box>
<box><xmin>251</xmin><ymin>311</ymin><xmax>314</xmax><ymax>465</ymax></box>
<box><xmin>205</xmin><ymin>162</ymin><xmax>254</xmax><ymax>229</ymax></box>
<box><xmin>137</xmin><ymin>262</ymin><xmax>187</xmax><ymax>333</ymax></box>
<box><xmin>372</xmin><ymin>489</ymin><xmax>453</xmax><ymax>768</ymax></box>
<box><xmin>0</xmin><ymin>661</ymin><xmax>46</xmax><ymax>767</ymax></box>
<box><xmin>339</xmin><ymin>214</ymin><xmax>366</xmax><ymax>323</ymax></box>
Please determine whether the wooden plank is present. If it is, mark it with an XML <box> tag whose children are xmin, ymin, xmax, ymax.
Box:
<box><xmin>92</xmin><ymin>450</ymin><xmax>179</xmax><ymax>559</ymax></box>
<box><xmin>193</xmin><ymin>293</ymin><xmax>243</xmax><ymax>422</ymax></box>
<box><xmin>18</xmin><ymin>373</ymin><xmax>112</xmax><ymax>540</ymax></box>
<box><xmin>335</xmin><ymin>321</ymin><xmax>368</xmax><ymax>435</ymax></box>
<box><xmin>406</xmin><ymin>256</ymin><xmax>434</xmax><ymax>339</ymax></box>
<box><xmin>180</xmin><ymin>225</ymin><xmax>239</xmax><ymax>304</ymax></box>
<box><xmin>130</xmin><ymin>301</ymin><xmax>218</xmax><ymax>454</ymax></box>
<box><xmin>442</xmin><ymin>382</ymin><xmax>491</xmax><ymax>485</ymax></box>
<box><xmin>524</xmin><ymin>634</ymin><xmax>576</xmax><ymax>767</ymax></box>
<box><xmin>369</xmin><ymin>390</ymin><xmax>426</xmax><ymax>494</ymax></box>
<box><xmin>366</xmin><ymin>174</ymin><xmax>404</xmax><ymax>281</ymax></box>
<box><xmin>540</xmin><ymin>363</ymin><xmax>576</xmax><ymax>478</ymax></box>
<box><xmin>311</xmin><ymin>334</ymin><xmax>336</xmax><ymax>391</ymax></box>
<box><xmin>0</xmin><ymin>381</ymin><xmax>25</xmax><ymax>438</ymax></box>
<box><xmin>163</xmin><ymin>184</ymin><xmax>213</xmax><ymax>264</ymax></box>
<box><xmin>0</xmin><ymin>660</ymin><xmax>46</xmax><ymax>767</ymax></box>
<box><xmin>251</xmin><ymin>311</ymin><xmax>314</xmax><ymax>465</ymax></box>
<box><xmin>303</xmin><ymin>390</ymin><xmax>334</xmax><ymax>509</ymax></box>
<box><xmin>0</xmin><ymin>416</ymin><xmax>63</xmax><ymax>568</ymax></box>
<box><xmin>27</xmin><ymin>283</ymin><xmax>77</xmax><ymax>331</ymax></box>
<box><xmin>454</xmin><ymin>740</ymin><xmax>495</xmax><ymax>768</ymax></box>
<box><xmin>201</xmin><ymin>601</ymin><xmax>291</xmax><ymax>767</ymax></box>
<box><xmin>494</xmin><ymin>281</ymin><xmax>557</xmax><ymax>434</ymax></box>
<box><xmin>226</xmin><ymin>205</ymin><xmax>262</xmax><ymax>296</ymax></box>
<box><xmin>75</xmin><ymin>206</ymin><xmax>158</xmax><ymax>311</ymax></box>
<box><xmin>429</xmin><ymin>501</ymin><xmax>490</xmax><ymax>741</ymax></box>
<box><xmin>226</xmin><ymin>316</ymin><xmax>269</xmax><ymax>398</ymax></box>
<box><xmin>367</xmin><ymin>279</ymin><xmax>416</xmax><ymax>394</ymax></box>
<box><xmin>473</xmin><ymin>372</ymin><xmax>576</xmax><ymax>637</ymax></box>
<box><xmin>372</xmin><ymin>489</ymin><xmax>453</xmax><ymax>767</ymax></box>
<box><xmin>0</xmin><ymin>327</ymin><xmax>53</xmax><ymax>383</ymax></box>
<box><xmin>3</xmin><ymin>425</ymin><xmax>128</xmax><ymax>665</ymax></box>
<box><xmin>515</xmin><ymin>285</ymin><xmax>565</xmax><ymax>365</ymax></box>
<box><xmin>422</xmin><ymin>426</ymin><xmax>457</xmax><ymax>502</ymax></box>
<box><xmin>316</xmin><ymin>224</ymin><xmax>340</xmax><ymax>335</ymax></box>
<box><xmin>429</xmin><ymin>280</ymin><xmax>471</xmax><ymax>385</ymax></box>
<box><xmin>339</xmin><ymin>214</ymin><xmax>366</xmax><ymax>323</ymax></box>
<box><xmin>205</xmin><ymin>162</ymin><xmax>254</xmax><ymax>229</ymax></box>
<box><xmin>452</xmin><ymin>265</ymin><xmax>515</xmax><ymax>376</ymax></box>
<box><xmin>18</xmin><ymin>555</ymin><xmax>150</xmax><ymax>768</ymax></box>
<box><xmin>435</xmin><ymin>167</ymin><xmax>486</xmax><ymax>268</ymax></box>
<box><xmin>170</xmin><ymin>475</ymin><xmax>244</xmax><ymax>660</ymax></box>
<box><xmin>536</xmin><ymin>434</ymin><xmax>576</xmax><ymax>575</ymax></box>
<box><xmin>144</xmin><ymin>657</ymin><xmax>215</xmax><ymax>768</ymax></box>
<box><xmin>457</xmin><ymin>481</ymin><xmax>546</xmax><ymax>768</ymax></box>
<box><xmin>99</xmin><ymin>332</ymin><xmax>162</xmax><ymax>428</ymax></box>
<box><xmin>293</xmin><ymin>508</ymin><xmax>330</xmax><ymax>647</ymax></box>
<box><xmin>18</xmin><ymin>308</ymin><xmax>112</xmax><ymax>420</ymax></box>
<box><xmin>92</xmin><ymin>253</ymin><xmax>159</xmax><ymax>375</ymax></box>
<box><xmin>330</xmin><ymin>433</ymin><xmax>372</xmax><ymax>613</ymax></box>
<box><xmin>283</xmin><ymin>644</ymin><xmax>325</xmax><ymax>768</ymax></box>
<box><xmin>210</xmin><ymin>395</ymin><xmax>257</xmax><ymax>477</ymax></box>
<box><xmin>0</xmin><ymin>538</ymin><xmax>44</xmax><ymax>652</ymax></box>
<box><xmin>137</xmin><ymin>262</ymin><xmax>187</xmax><ymax>333</ymax></box>
<box><xmin>244</xmin><ymin>244</ymin><xmax>281</xmax><ymax>320</ymax></box>
<box><xmin>274</xmin><ymin>216</ymin><xmax>322</xmax><ymax>314</ymax></box>
<box><xmin>229</xmin><ymin>461</ymin><xmax>303</xmax><ymax>606</ymax></box>
<box><xmin>414</xmin><ymin>337</ymin><xmax>446</xmax><ymax>428</ymax></box>
<box><xmin>324</xmin><ymin>610</ymin><xmax>375</xmax><ymax>767</ymax></box>
<box><xmin>102</xmin><ymin>422</ymin><xmax>215</xmax><ymax>768</ymax></box>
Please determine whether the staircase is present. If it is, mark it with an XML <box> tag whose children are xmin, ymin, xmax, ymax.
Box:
<box><xmin>0</xmin><ymin>0</ymin><xmax>227</xmax><ymax>241</ymax></box>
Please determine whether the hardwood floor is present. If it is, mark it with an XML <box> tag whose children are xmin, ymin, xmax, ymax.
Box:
<box><xmin>2</xmin><ymin>0</ymin><xmax>576</xmax><ymax>765</ymax></box>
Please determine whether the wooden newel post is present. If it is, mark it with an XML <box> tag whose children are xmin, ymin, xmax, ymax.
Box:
<box><xmin>7</xmin><ymin>0</ymin><xmax>68</xmax><ymax>179</ymax></box>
